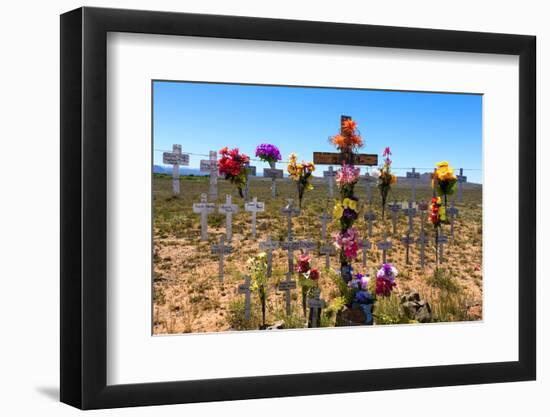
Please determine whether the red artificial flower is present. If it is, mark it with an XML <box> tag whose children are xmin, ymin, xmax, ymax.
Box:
<box><xmin>309</xmin><ymin>268</ymin><xmax>320</xmax><ymax>281</ymax></box>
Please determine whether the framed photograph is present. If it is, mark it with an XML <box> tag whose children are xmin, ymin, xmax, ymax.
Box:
<box><xmin>60</xmin><ymin>6</ymin><xmax>536</xmax><ymax>409</ymax></box>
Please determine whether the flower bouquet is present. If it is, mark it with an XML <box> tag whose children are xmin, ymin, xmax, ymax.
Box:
<box><xmin>218</xmin><ymin>147</ymin><xmax>250</xmax><ymax>198</ymax></box>
<box><xmin>295</xmin><ymin>252</ymin><xmax>319</xmax><ymax>317</ymax></box>
<box><xmin>287</xmin><ymin>153</ymin><xmax>315</xmax><ymax>208</ymax></box>
<box><xmin>429</xmin><ymin>196</ymin><xmax>447</xmax><ymax>268</ymax></box>
<box><xmin>330</xmin><ymin>118</ymin><xmax>363</xmax><ymax>163</ymax></box>
<box><xmin>347</xmin><ymin>272</ymin><xmax>374</xmax><ymax>324</ymax></box>
<box><xmin>374</xmin><ymin>147</ymin><xmax>397</xmax><ymax>219</ymax></box>
<box><xmin>334</xmin><ymin>226</ymin><xmax>359</xmax><ymax>261</ymax></box>
<box><xmin>246</xmin><ymin>252</ymin><xmax>269</xmax><ymax>328</ymax></box>
<box><xmin>375</xmin><ymin>263</ymin><xmax>398</xmax><ymax>297</ymax></box>
<box><xmin>255</xmin><ymin>143</ymin><xmax>282</xmax><ymax>169</ymax></box>
<box><xmin>432</xmin><ymin>161</ymin><xmax>458</xmax><ymax>206</ymax></box>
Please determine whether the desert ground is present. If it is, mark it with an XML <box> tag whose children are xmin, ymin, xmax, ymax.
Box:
<box><xmin>153</xmin><ymin>174</ymin><xmax>482</xmax><ymax>334</ymax></box>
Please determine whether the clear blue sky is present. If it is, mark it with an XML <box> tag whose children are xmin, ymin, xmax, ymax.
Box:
<box><xmin>153</xmin><ymin>81</ymin><xmax>482</xmax><ymax>183</ymax></box>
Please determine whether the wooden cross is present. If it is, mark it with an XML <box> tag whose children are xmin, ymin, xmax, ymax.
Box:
<box><xmin>307</xmin><ymin>288</ymin><xmax>326</xmax><ymax>328</ymax></box>
<box><xmin>243</xmin><ymin>164</ymin><xmax>256</xmax><ymax>201</ymax></box>
<box><xmin>319</xmin><ymin>210</ymin><xmax>332</xmax><ymax>241</ymax></box>
<box><xmin>218</xmin><ymin>194</ymin><xmax>239</xmax><ymax>240</ymax></box>
<box><xmin>446</xmin><ymin>201</ymin><xmax>459</xmax><ymax>241</ymax></box>
<box><xmin>238</xmin><ymin>275</ymin><xmax>252</xmax><ymax>321</ymax></box>
<box><xmin>200</xmin><ymin>150</ymin><xmax>218</xmax><ymax>201</ymax></box>
<box><xmin>416</xmin><ymin>231</ymin><xmax>429</xmax><ymax>269</ymax></box>
<box><xmin>457</xmin><ymin>168</ymin><xmax>467</xmax><ymax>203</ymax></box>
<box><xmin>319</xmin><ymin>244</ymin><xmax>336</xmax><ymax>269</ymax></box>
<box><xmin>418</xmin><ymin>201</ymin><xmax>429</xmax><ymax>234</ymax></box>
<box><xmin>211</xmin><ymin>236</ymin><xmax>233</xmax><ymax>282</ymax></box>
<box><xmin>280</xmin><ymin>199</ymin><xmax>300</xmax><ymax>240</ymax></box>
<box><xmin>245</xmin><ymin>197</ymin><xmax>265</xmax><ymax>238</ymax></box>
<box><xmin>406</xmin><ymin>167</ymin><xmax>420</xmax><ymax>202</ymax></box>
<box><xmin>359</xmin><ymin>238</ymin><xmax>372</xmax><ymax>268</ymax></box>
<box><xmin>388</xmin><ymin>201</ymin><xmax>401</xmax><ymax>235</ymax></box>
<box><xmin>363</xmin><ymin>211</ymin><xmax>376</xmax><ymax>237</ymax></box>
<box><xmin>402</xmin><ymin>201</ymin><xmax>417</xmax><ymax>235</ymax></box>
<box><xmin>263</xmin><ymin>166</ymin><xmax>284</xmax><ymax>198</ymax></box>
<box><xmin>278</xmin><ymin>272</ymin><xmax>297</xmax><ymax>316</ymax></box>
<box><xmin>163</xmin><ymin>144</ymin><xmax>189</xmax><ymax>195</ymax></box>
<box><xmin>437</xmin><ymin>232</ymin><xmax>448</xmax><ymax>265</ymax></box>
<box><xmin>259</xmin><ymin>236</ymin><xmax>279</xmax><ymax>277</ymax></box>
<box><xmin>401</xmin><ymin>234</ymin><xmax>415</xmax><ymax>265</ymax></box>
<box><xmin>376</xmin><ymin>233</ymin><xmax>392</xmax><ymax>263</ymax></box>
<box><xmin>323</xmin><ymin>166</ymin><xmax>336</xmax><ymax>198</ymax></box>
<box><xmin>192</xmin><ymin>193</ymin><xmax>215</xmax><ymax>241</ymax></box>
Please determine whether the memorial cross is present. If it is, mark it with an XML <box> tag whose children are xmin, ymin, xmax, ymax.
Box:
<box><xmin>417</xmin><ymin>231</ymin><xmax>429</xmax><ymax>269</ymax></box>
<box><xmin>376</xmin><ymin>233</ymin><xmax>392</xmax><ymax>264</ymax></box>
<box><xmin>402</xmin><ymin>201</ymin><xmax>417</xmax><ymax>235</ymax></box>
<box><xmin>389</xmin><ymin>201</ymin><xmax>401</xmax><ymax>235</ymax></box>
<box><xmin>245</xmin><ymin>197</ymin><xmax>265</xmax><ymax>238</ymax></box>
<box><xmin>163</xmin><ymin>144</ymin><xmax>189</xmax><ymax>195</ymax></box>
<box><xmin>192</xmin><ymin>193</ymin><xmax>215</xmax><ymax>241</ymax></box>
<box><xmin>401</xmin><ymin>234</ymin><xmax>415</xmax><ymax>265</ymax></box>
<box><xmin>280</xmin><ymin>199</ymin><xmax>300</xmax><ymax>240</ymax></box>
<box><xmin>437</xmin><ymin>232</ymin><xmax>449</xmax><ymax>265</ymax></box>
<box><xmin>446</xmin><ymin>202</ymin><xmax>459</xmax><ymax>241</ymax></box>
<box><xmin>243</xmin><ymin>164</ymin><xmax>256</xmax><ymax>201</ymax></box>
<box><xmin>238</xmin><ymin>276</ymin><xmax>252</xmax><ymax>321</ymax></box>
<box><xmin>319</xmin><ymin>244</ymin><xmax>336</xmax><ymax>269</ymax></box>
<box><xmin>307</xmin><ymin>288</ymin><xmax>326</xmax><ymax>328</ymax></box>
<box><xmin>218</xmin><ymin>194</ymin><xmax>239</xmax><ymax>240</ymax></box>
<box><xmin>364</xmin><ymin>211</ymin><xmax>376</xmax><ymax>238</ymax></box>
<box><xmin>259</xmin><ymin>236</ymin><xmax>279</xmax><ymax>277</ymax></box>
<box><xmin>418</xmin><ymin>201</ymin><xmax>429</xmax><ymax>234</ymax></box>
<box><xmin>319</xmin><ymin>210</ymin><xmax>332</xmax><ymax>241</ymax></box>
<box><xmin>323</xmin><ymin>166</ymin><xmax>336</xmax><ymax>198</ymax></box>
<box><xmin>278</xmin><ymin>272</ymin><xmax>297</xmax><ymax>316</ymax></box>
<box><xmin>263</xmin><ymin>166</ymin><xmax>284</xmax><ymax>198</ymax></box>
<box><xmin>359</xmin><ymin>238</ymin><xmax>372</xmax><ymax>268</ymax></box>
<box><xmin>406</xmin><ymin>167</ymin><xmax>420</xmax><ymax>202</ymax></box>
<box><xmin>200</xmin><ymin>150</ymin><xmax>218</xmax><ymax>200</ymax></box>
<box><xmin>211</xmin><ymin>236</ymin><xmax>233</xmax><ymax>282</ymax></box>
<box><xmin>457</xmin><ymin>168</ymin><xmax>467</xmax><ymax>203</ymax></box>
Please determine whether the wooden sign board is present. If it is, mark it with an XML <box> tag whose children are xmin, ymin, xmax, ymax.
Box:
<box><xmin>263</xmin><ymin>168</ymin><xmax>284</xmax><ymax>178</ymax></box>
<box><xmin>163</xmin><ymin>153</ymin><xmax>189</xmax><ymax>165</ymax></box>
<box><xmin>313</xmin><ymin>152</ymin><xmax>378</xmax><ymax>166</ymax></box>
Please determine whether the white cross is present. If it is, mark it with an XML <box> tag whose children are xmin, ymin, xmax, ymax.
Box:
<box><xmin>245</xmin><ymin>197</ymin><xmax>265</xmax><ymax>238</ymax></box>
<box><xmin>446</xmin><ymin>201</ymin><xmax>459</xmax><ymax>241</ymax></box>
<box><xmin>218</xmin><ymin>194</ymin><xmax>239</xmax><ymax>241</ymax></box>
<box><xmin>200</xmin><ymin>151</ymin><xmax>218</xmax><ymax>200</ymax></box>
<box><xmin>389</xmin><ymin>201</ymin><xmax>401</xmax><ymax>235</ymax></box>
<box><xmin>259</xmin><ymin>236</ymin><xmax>279</xmax><ymax>277</ymax></box>
<box><xmin>319</xmin><ymin>210</ymin><xmax>332</xmax><ymax>241</ymax></box>
<box><xmin>402</xmin><ymin>201</ymin><xmax>417</xmax><ymax>235</ymax></box>
<box><xmin>263</xmin><ymin>166</ymin><xmax>283</xmax><ymax>198</ymax></box>
<box><xmin>211</xmin><ymin>236</ymin><xmax>233</xmax><ymax>282</ymax></box>
<box><xmin>401</xmin><ymin>234</ymin><xmax>415</xmax><ymax>265</ymax></box>
<box><xmin>323</xmin><ymin>166</ymin><xmax>336</xmax><ymax>198</ymax></box>
<box><xmin>418</xmin><ymin>201</ymin><xmax>429</xmax><ymax>234</ymax></box>
<box><xmin>192</xmin><ymin>193</ymin><xmax>215</xmax><ymax>241</ymax></box>
<box><xmin>364</xmin><ymin>173</ymin><xmax>375</xmax><ymax>203</ymax></box>
<box><xmin>278</xmin><ymin>272</ymin><xmax>297</xmax><ymax>316</ymax></box>
<box><xmin>307</xmin><ymin>288</ymin><xmax>325</xmax><ymax>328</ymax></box>
<box><xmin>162</xmin><ymin>144</ymin><xmax>189</xmax><ymax>195</ymax></box>
<box><xmin>417</xmin><ymin>231</ymin><xmax>429</xmax><ymax>269</ymax></box>
<box><xmin>243</xmin><ymin>164</ymin><xmax>256</xmax><ymax>201</ymax></box>
<box><xmin>437</xmin><ymin>231</ymin><xmax>449</xmax><ymax>266</ymax></box>
<box><xmin>238</xmin><ymin>276</ymin><xmax>252</xmax><ymax>321</ymax></box>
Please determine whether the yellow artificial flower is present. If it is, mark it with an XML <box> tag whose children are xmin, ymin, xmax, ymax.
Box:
<box><xmin>391</xmin><ymin>174</ymin><xmax>397</xmax><ymax>185</ymax></box>
<box><xmin>333</xmin><ymin>201</ymin><xmax>344</xmax><ymax>219</ymax></box>
<box><xmin>438</xmin><ymin>206</ymin><xmax>447</xmax><ymax>221</ymax></box>
<box><xmin>342</xmin><ymin>198</ymin><xmax>358</xmax><ymax>212</ymax></box>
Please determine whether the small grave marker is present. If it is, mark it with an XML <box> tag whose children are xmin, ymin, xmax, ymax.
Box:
<box><xmin>359</xmin><ymin>238</ymin><xmax>372</xmax><ymax>268</ymax></box>
<box><xmin>259</xmin><ymin>236</ymin><xmax>279</xmax><ymax>277</ymax></box>
<box><xmin>319</xmin><ymin>210</ymin><xmax>332</xmax><ymax>241</ymax></box>
<box><xmin>446</xmin><ymin>202</ymin><xmax>459</xmax><ymax>241</ymax></box>
<box><xmin>457</xmin><ymin>168</ymin><xmax>467</xmax><ymax>203</ymax></box>
<box><xmin>389</xmin><ymin>201</ymin><xmax>401</xmax><ymax>235</ymax></box>
<box><xmin>280</xmin><ymin>199</ymin><xmax>300</xmax><ymax>240</ymax></box>
<box><xmin>278</xmin><ymin>272</ymin><xmax>297</xmax><ymax>316</ymax></box>
<box><xmin>401</xmin><ymin>234</ymin><xmax>415</xmax><ymax>265</ymax></box>
<box><xmin>319</xmin><ymin>244</ymin><xmax>336</xmax><ymax>269</ymax></box>
<box><xmin>211</xmin><ymin>236</ymin><xmax>233</xmax><ymax>282</ymax></box>
<box><xmin>402</xmin><ymin>201</ymin><xmax>417</xmax><ymax>235</ymax></box>
<box><xmin>364</xmin><ymin>173</ymin><xmax>375</xmax><ymax>203</ymax></box>
<box><xmin>281</xmin><ymin>239</ymin><xmax>315</xmax><ymax>273</ymax></box>
<box><xmin>323</xmin><ymin>166</ymin><xmax>336</xmax><ymax>198</ymax></box>
<box><xmin>244</xmin><ymin>164</ymin><xmax>256</xmax><ymax>201</ymax></box>
<box><xmin>163</xmin><ymin>144</ymin><xmax>189</xmax><ymax>195</ymax></box>
<box><xmin>364</xmin><ymin>211</ymin><xmax>376</xmax><ymax>237</ymax></box>
<box><xmin>200</xmin><ymin>150</ymin><xmax>218</xmax><ymax>200</ymax></box>
<box><xmin>192</xmin><ymin>193</ymin><xmax>215</xmax><ymax>241</ymax></box>
<box><xmin>417</xmin><ymin>231</ymin><xmax>429</xmax><ymax>269</ymax></box>
<box><xmin>245</xmin><ymin>197</ymin><xmax>265</xmax><ymax>238</ymax></box>
<box><xmin>238</xmin><ymin>275</ymin><xmax>252</xmax><ymax>321</ymax></box>
<box><xmin>307</xmin><ymin>288</ymin><xmax>326</xmax><ymax>328</ymax></box>
<box><xmin>406</xmin><ymin>167</ymin><xmax>420</xmax><ymax>202</ymax></box>
<box><xmin>218</xmin><ymin>194</ymin><xmax>239</xmax><ymax>240</ymax></box>
<box><xmin>376</xmin><ymin>233</ymin><xmax>392</xmax><ymax>263</ymax></box>
<box><xmin>263</xmin><ymin>167</ymin><xmax>284</xmax><ymax>198</ymax></box>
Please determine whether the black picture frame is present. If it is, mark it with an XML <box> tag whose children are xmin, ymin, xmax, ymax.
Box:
<box><xmin>60</xmin><ymin>6</ymin><xmax>536</xmax><ymax>410</ymax></box>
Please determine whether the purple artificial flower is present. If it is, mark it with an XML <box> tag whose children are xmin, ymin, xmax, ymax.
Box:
<box><xmin>354</xmin><ymin>290</ymin><xmax>372</xmax><ymax>304</ymax></box>
<box><xmin>255</xmin><ymin>143</ymin><xmax>282</xmax><ymax>163</ymax></box>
